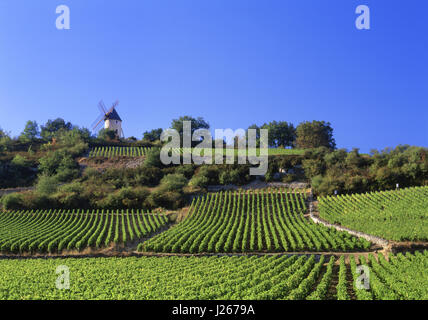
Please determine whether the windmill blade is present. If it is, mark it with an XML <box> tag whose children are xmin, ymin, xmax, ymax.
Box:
<box><xmin>91</xmin><ymin>113</ymin><xmax>105</xmax><ymax>129</ymax></box>
<box><xmin>106</xmin><ymin>100</ymin><xmax>120</xmax><ymax>114</ymax></box>
<box><xmin>101</xmin><ymin>100</ymin><xmax>108</xmax><ymax>112</ymax></box>
<box><xmin>111</xmin><ymin>100</ymin><xmax>119</xmax><ymax>109</ymax></box>
<box><xmin>94</xmin><ymin>121</ymin><xmax>105</xmax><ymax>133</ymax></box>
<box><xmin>98</xmin><ymin>100</ymin><xmax>107</xmax><ymax>114</ymax></box>
<box><xmin>120</xmin><ymin>128</ymin><xmax>124</xmax><ymax>138</ymax></box>
<box><xmin>92</xmin><ymin>117</ymin><xmax>105</xmax><ymax>131</ymax></box>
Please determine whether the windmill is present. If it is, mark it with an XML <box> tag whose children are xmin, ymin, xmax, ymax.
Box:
<box><xmin>92</xmin><ymin>100</ymin><xmax>124</xmax><ymax>138</ymax></box>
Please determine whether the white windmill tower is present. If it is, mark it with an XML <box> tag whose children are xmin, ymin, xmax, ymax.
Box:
<box><xmin>92</xmin><ymin>100</ymin><xmax>124</xmax><ymax>138</ymax></box>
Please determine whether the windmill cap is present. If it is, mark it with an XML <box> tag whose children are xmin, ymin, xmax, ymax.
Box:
<box><xmin>105</xmin><ymin>108</ymin><xmax>122</xmax><ymax>121</ymax></box>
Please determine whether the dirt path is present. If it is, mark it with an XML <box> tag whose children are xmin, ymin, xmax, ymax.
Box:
<box><xmin>307</xmin><ymin>191</ymin><xmax>428</xmax><ymax>256</ymax></box>
<box><xmin>307</xmin><ymin>192</ymin><xmax>389</xmax><ymax>248</ymax></box>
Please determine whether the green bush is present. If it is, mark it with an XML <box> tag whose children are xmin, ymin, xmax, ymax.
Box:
<box><xmin>282</xmin><ymin>174</ymin><xmax>296</xmax><ymax>183</ymax></box>
<box><xmin>83</xmin><ymin>167</ymin><xmax>101</xmax><ymax>179</ymax></box>
<box><xmin>135</xmin><ymin>167</ymin><xmax>163</xmax><ymax>186</ymax></box>
<box><xmin>159</xmin><ymin>173</ymin><xmax>188</xmax><ymax>192</ymax></box>
<box><xmin>189</xmin><ymin>175</ymin><xmax>209</xmax><ymax>188</ymax></box>
<box><xmin>143</xmin><ymin>148</ymin><xmax>163</xmax><ymax>168</ymax></box>
<box><xmin>195</xmin><ymin>166</ymin><xmax>219</xmax><ymax>185</ymax></box>
<box><xmin>174</xmin><ymin>165</ymin><xmax>195</xmax><ymax>179</ymax></box>
<box><xmin>96</xmin><ymin>186</ymin><xmax>150</xmax><ymax>209</ymax></box>
<box><xmin>1</xmin><ymin>193</ymin><xmax>24</xmax><ymax>210</ymax></box>
<box><xmin>38</xmin><ymin>151</ymin><xmax>62</xmax><ymax>176</ymax></box>
<box><xmin>145</xmin><ymin>189</ymin><xmax>183</xmax><ymax>210</ymax></box>
<box><xmin>219</xmin><ymin>169</ymin><xmax>242</xmax><ymax>185</ymax></box>
<box><xmin>11</xmin><ymin>154</ymin><xmax>30</xmax><ymax>167</ymax></box>
<box><xmin>36</xmin><ymin>174</ymin><xmax>59</xmax><ymax>195</ymax></box>
<box><xmin>38</xmin><ymin>151</ymin><xmax>79</xmax><ymax>183</ymax></box>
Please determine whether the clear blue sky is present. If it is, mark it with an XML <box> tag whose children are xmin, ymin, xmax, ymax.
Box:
<box><xmin>0</xmin><ymin>0</ymin><xmax>427</xmax><ymax>152</ymax></box>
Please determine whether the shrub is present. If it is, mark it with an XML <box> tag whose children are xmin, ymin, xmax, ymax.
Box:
<box><xmin>159</xmin><ymin>173</ymin><xmax>188</xmax><ymax>192</ymax></box>
<box><xmin>11</xmin><ymin>154</ymin><xmax>30</xmax><ymax>167</ymax></box>
<box><xmin>219</xmin><ymin>169</ymin><xmax>242</xmax><ymax>185</ymax></box>
<box><xmin>52</xmin><ymin>189</ymin><xmax>86</xmax><ymax>208</ymax></box>
<box><xmin>1</xmin><ymin>193</ymin><xmax>24</xmax><ymax>210</ymax></box>
<box><xmin>96</xmin><ymin>186</ymin><xmax>150</xmax><ymax>209</ymax></box>
<box><xmin>36</xmin><ymin>174</ymin><xmax>59</xmax><ymax>195</ymax></box>
<box><xmin>145</xmin><ymin>189</ymin><xmax>183</xmax><ymax>210</ymax></box>
<box><xmin>83</xmin><ymin>167</ymin><xmax>101</xmax><ymax>179</ymax></box>
<box><xmin>282</xmin><ymin>174</ymin><xmax>296</xmax><ymax>183</ymax></box>
<box><xmin>264</xmin><ymin>171</ymin><xmax>274</xmax><ymax>182</ymax></box>
<box><xmin>38</xmin><ymin>151</ymin><xmax>62</xmax><ymax>176</ymax></box>
<box><xmin>143</xmin><ymin>148</ymin><xmax>163</xmax><ymax>168</ymax></box>
<box><xmin>196</xmin><ymin>166</ymin><xmax>219</xmax><ymax>185</ymax></box>
<box><xmin>189</xmin><ymin>175</ymin><xmax>209</xmax><ymax>188</ymax></box>
<box><xmin>135</xmin><ymin>167</ymin><xmax>163</xmax><ymax>186</ymax></box>
<box><xmin>219</xmin><ymin>171</ymin><xmax>231</xmax><ymax>185</ymax></box>
<box><xmin>174</xmin><ymin>165</ymin><xmax>195</xmax><ymax>179</ymax></box>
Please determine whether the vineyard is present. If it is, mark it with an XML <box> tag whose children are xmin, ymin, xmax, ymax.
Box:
<box><xmin>141</xmin><ymin>189</ymin><xmax>371</xmax><ymax>253</ymax></box>
<box><xmin>0</xmin><ymin>251</ymin><xmax>426</xmax><ymax>299</ymax></box>
<box><xmin>318</xmin><ymin>186</ymin><xmax>428</xmax><ymax>241</ymax></box>
<box><xmin>89</xmin><ymin>147</ymin><xmax>152</xmax><ymax>158</ymax></box>
<box><xmin>169</xmin><ymin>147</ymin><xmax>304</xmax><ymax>157</ymax></box>
<box><xmin>0</xmin><ymin>186</ymin><xmax>426</xmax><ymax>301</ymax></box>
<box><xmin>0</xmin><ymin>210</ymin><xmax>168</xmax><ymax>253</ymax></box>
<box><xmin>88</xmin><ymin>146</ymin><xmax>304</xmax><ymax>159</ymax></box>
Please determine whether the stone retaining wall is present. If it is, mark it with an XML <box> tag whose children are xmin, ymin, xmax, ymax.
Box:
<box><xmin>208</xmin><ymin>181</ymin><xmax>308</xmax><ymax>192</ymax></box>
<box><xmin>308</xmin><ymin>193</ymin><xmax>389</xmax><ymax>247</ymax></box>
<box><xmin>0</xmin><ymin>187</ymin><xmax>34</xmax><ymax>197</ymax></box>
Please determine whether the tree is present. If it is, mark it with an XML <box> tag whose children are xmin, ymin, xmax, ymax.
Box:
<box><xmin>345</xmin><ymin>148</ymin><xmax>366</xmax><ymax>168</ymax></box>
<box><xmin>0</xmin><ymin>128</ymin><xmax>11</xmax><ymax>153</ymax></box>
<box><xmin>74</xmin><ymin>127</ymin><xmax>92</xmax><ymax>143</ymax></box>
<box><xmin>40</xmin><ymin>118</ymin><xmax>73</xmax><ymax>140</ymax></box>
<box><xmin>143</xmin><ymin>128</ymin><xmax>163</xmax><ymax>142</ymax></box>
<box><xmin>11</xmin><ymin>154</ymin><xmax>30</xmax><ymax>167</ymax></box>
<box><xmin>20</xmin><ymin>121</ymin><xmax>39</xmax><ymax>142</ymax></box>
<box><xmin>36</xmin><ymin>174</ymin><xmax>59</xmax><ymax>195</ymax></box>
<box><xmin>246</xmin><ymin>124</ymin><xmax>261</xmax><ymax>147</ymax></box>
<box><xmin>38</xmin><ymin>150</ymin><xmax>79</xmax><ymax>182</ymax></box>
<box><xmin>0</xmin><ymin>127</ymin><xmax>7</xmax><ymax>139</ymax></box>
<box><xmin>295</xmin><ymin>121</ymin><xmax>336</xmax><ymax>149</ymax></box>
<box><xmin>143</xmin><ymin>148</ymin><xmax>163</xmax><ymax>168</ymax></box>
<box><xmin>57</xmin><ymin>127</ymin><xmax>91</xmax><ymax>145</ymax></box>
<box><xmin>1</xmin><ymin>193</ymin><xmax>24</xmax><ymax>210</ymax></box>
<box><xmin>247</xmin><ymin>124</ymin><xmax>260</xmax><ymax>139</ymax></box>
<box><xmin>171</xmin><ymin>116</ymin><xmax>210</xmax><ymax>140</ymax></box>
<box><xmin>158</xmin><ymin>173</ymin><xmax>188</xmax><ymax>192</ymax></box>
<box><xmin>98</xmin><ymin>128</ymin><xmax>118</xmax><ymax>141</ymax></box>
<box><xmin>261</xmin><ymin>121</ymin><xmax>296</xmax><ymax>148</ymax></box>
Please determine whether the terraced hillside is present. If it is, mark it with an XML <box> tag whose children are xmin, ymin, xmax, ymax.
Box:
<box><xmin>318</xmin><ymin>186</ymin><xmax>428</xmax><ymax>241</ymax></box>
<box><xmin>88</xmin><ymin>146</ymin><xmax>304</xmax><ymax>159</ymax></box>
<box><xmin>89</xmin><ymin>146</ymin><xmax>152</xmax><ymax>158</ymax></box>
<box><xmin>141</xmin><ymin>189</ymin><xmax>371</xmax><ymax>253</ymax></box>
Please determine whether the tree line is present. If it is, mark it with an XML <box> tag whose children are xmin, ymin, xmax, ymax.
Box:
<box><xmin>143</xmin><ymin>116</ymin><xmax>336</xmax><ymax>150</ymax></box>
<box><xmin>1</xmin><ymin>116</ymin><xmax>426</xmax><ymax>211</ymax></box>
<box><xmin>2</xmin><ymin>115</ymin><xmax>336</xmax><ymax>151</ymax></box>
